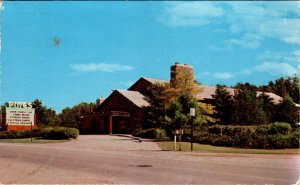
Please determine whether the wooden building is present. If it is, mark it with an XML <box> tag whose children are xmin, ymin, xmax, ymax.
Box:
<box><xmin>82</xmin><ymin>63</ymin><xmax>284</xmax><ymax>134</ymax></box>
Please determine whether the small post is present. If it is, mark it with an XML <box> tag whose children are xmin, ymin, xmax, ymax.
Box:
<box><xmin>190</xmin><ymin>108</ymin><xmax>195</xmax><ymax>152</ymax></box>
<box><xmin>31</xmin><ymin>122</ymin><xmax>33</xmax><ymax>143</ymax></box>
<box><xmin>178</xmin><ymin>132</ymin><xmax>182</xmax><ymax>151</ymax></box>
<box><xmin>174</xmin><ymin>132</ymin><xmax>177</xmax><ymax>151</ymax></box>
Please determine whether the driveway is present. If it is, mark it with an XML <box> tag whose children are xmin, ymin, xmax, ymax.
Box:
<box><xmin>0</xmin><ymin>135</ymin><xmax>299</xmax><ymax>184</ymax></box>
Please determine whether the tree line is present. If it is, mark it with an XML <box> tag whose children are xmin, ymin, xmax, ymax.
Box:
<box><xmin>218</xmin><ymin>76</ymin><xmax>299</xmax><ymax>126</ymax></box>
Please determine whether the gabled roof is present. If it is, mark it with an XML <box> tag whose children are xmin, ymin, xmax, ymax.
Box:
<box><xmin>128</xmin><ymin>77</ymin><xmax>168</xmax><ymax>91</ymax></box>
<box><xmin>142</xmin><ymin>77</ymin><xmax>169</xmax><ymax>84</ymax></box>
<box><xmin>116</xmin><ymin>90</ymin><xmax>150</xmax><ymax>108</ymax></box>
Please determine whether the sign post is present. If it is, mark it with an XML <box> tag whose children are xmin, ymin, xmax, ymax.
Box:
<box><xmin>174</xmin><ymin>129</ymin><xmax>183</xmax><ymax>151</ymax></box>
<box><xmin>190</xmin><ymin>108</ymin><xmax>195</xmax><ymax>151</ymax></box>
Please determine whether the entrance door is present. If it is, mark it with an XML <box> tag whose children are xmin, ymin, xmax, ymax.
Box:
<box><xmin>112</xmin><ymin>117</ymin><xmax>131</xmax><ymax>134</ymax></box>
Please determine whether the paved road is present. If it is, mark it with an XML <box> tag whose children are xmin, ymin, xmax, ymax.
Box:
<box><xmin>0</xmin><ymin>135</ymin><xmax>299</xmax><ymax>184</ymax></box>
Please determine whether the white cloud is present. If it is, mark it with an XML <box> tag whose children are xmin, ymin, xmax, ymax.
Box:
<box><xmin>257</xmin><ymin>51</ymin><xmax>297</xmax><ymax>63</ymax></box>
<box><xmin>70</xmin><ymin>63</ymin><xmax>134</xmax><ymax>73</ymax></box>
<box><xmin>227</xmin><ymin>33</ymin><xmax>262</xmax><ymax>49</ymax></box>
<box><xmin>225</xmin><ymin>2</ymin><xmax>300</xmax><ymax>46</ymax></box>
<box><xmin>254</xmin><ymin>62</ymin><xmax>298</xmax><ymax>76</ymax></box>
<box><xmin>160</xmin><ymin>2</ymin><xmax>300</xmax><ymax>47</ymax></box>
<box><xmin>294</xmin><ymin>50</ymin><xmax>300</xmax><ymax>64</ymax></box>
<box><xmin>158</xmin><ymin>2</ymin><xmax>224</xmax><ymax>27</ymax></box>
<box><xmin>212</xmin><ymin>72</ymin><xmax>235</xmax><ymax>80</ymax></box>
<box><xmin>200</xmin><ymin>71</ymin><xmax>211</xmax><ymax>76</ymax></box>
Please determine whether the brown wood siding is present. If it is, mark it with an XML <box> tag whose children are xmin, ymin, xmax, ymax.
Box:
<box><xmin>128</xmin><ymin>78</ymin><xmax>151</xmax><ymax>96</ymax></box>
<box><xmin>83</xmin><ymin>91</ymin><xmax>145</xmax><ymax>134</ymax></box>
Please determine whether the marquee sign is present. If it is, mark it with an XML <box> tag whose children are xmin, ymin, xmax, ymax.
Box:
<box><xmin>7</xmin><ymin>101</ymin><xmax>33</xmax><ymax>108</ymax></box>
<box><xmin>5</xmin><ymin>107</ymin><xmax>35</xmax><ymax>126</ymax></box>
<box><xmin>111</xmin><ymin>111</ymin><xmax>130</xmax><ymax>117</ymax></box>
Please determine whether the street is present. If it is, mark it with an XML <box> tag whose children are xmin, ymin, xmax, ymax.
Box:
<box><xmin>0</xmin><ymin>135</ymin><xmax>299</xmax><ymax>184</ymax></box>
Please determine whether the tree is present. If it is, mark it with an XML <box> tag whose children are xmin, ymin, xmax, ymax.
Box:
<box><xmin>275</xmin><ymin>95</ymin><xmax>299</xmax><ymax>126</ymax></box>
<box><xmin>259</xmin><ymin>76</ymin><xmax>300</xmax><ymax>104</ymax></box>
<box><xmin>213</xmin><ymin>85</ymin><xmax>233</xmax><ymax>125</ymax></box>
<box><xmin>143</xmin><ymin>83</ymin><xmax>167</xmax><ymax>129</ymax></box>
<box><xmin>258</xmin><ymin>93</ymin><xmax>276</xmax><ymax>123</ymax></box>
<box><xmin>143</xmin><ymin>64</ymin><xmax>202</xmax><ymax>137</ymax></box>
<box><xmin>165</xmin><ymin>91</ymin><xmax>201</xmax><ymax>137</ymax></box>
<box><xmin>32</xmin><ymin>99</ymin><xmax>59</xmax><ymax>126</ymax></box>
<box><xmin>59</xmin><ymin>102</ymin><xmax>95</xmax><ymax>131</ymax></box>
<box><xmin>231</xmin><ymin>83</ymin><xmax>267</xmax><ymax>125</ymax></box>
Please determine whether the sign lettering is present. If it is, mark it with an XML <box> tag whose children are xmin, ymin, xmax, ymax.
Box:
<box><xmin>6</xmin><ymin>107</ymin><xmax>35</xmax><ymax>126</ymax></box>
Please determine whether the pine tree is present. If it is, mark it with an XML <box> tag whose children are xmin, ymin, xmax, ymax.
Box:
<box><xmin>275</xmin><ymin>95</ymin><xmax>299</xmax><ymax>126</ymax></box>
<box><xmin>213</xmin><ymin>85</ymin><xmax>233</xmax><ymax>124</ymax></box>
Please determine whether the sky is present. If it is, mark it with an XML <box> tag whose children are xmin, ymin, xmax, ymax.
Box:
<box><xmin>1</xmin><ymin>1</ymin><xmax>299</xmax><ymax>113</ymax></box>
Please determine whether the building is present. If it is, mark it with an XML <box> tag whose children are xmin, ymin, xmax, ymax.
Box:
<box><xmin>82</xmin><ymin>63</ymin><xmax>283</xmax><ymax>134</ymax></box>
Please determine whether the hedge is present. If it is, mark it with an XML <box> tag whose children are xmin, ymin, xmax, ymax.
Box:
<box><xmin>41</xmin><ymin>127</ymin><xmax>79</xmax><ymax>140</ymax></box>
<box><xmin>0</xmin><ymin>127</ymin><xmax>79</xmax><ymax>140</ymax></box>
<box><xmin>133</xmin><ymin>128</ymin><xmax>166</xmax><ymax>139</ymax></box>
<box><xmin>191</xmin><ymin>122</ymin><xmax>299</xmax><ymax>149</ymax></box>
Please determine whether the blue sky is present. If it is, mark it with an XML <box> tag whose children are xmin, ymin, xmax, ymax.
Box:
<box><xmin>1</xmin><ymin>1</ymin><xmax>299</xmax><ymax>112</ymax></box>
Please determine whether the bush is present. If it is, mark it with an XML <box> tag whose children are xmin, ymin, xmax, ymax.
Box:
<box><xmin>192</xmin><ymin>122</ymin><xmax>299</xmax><ymax>149</ymax></box>
<box><xmin>212</xmin><ymin>135</ymin><xmax>234</xmax><ymax>147</ymax></box>
<box><xmin>41</xmin><ymin>127</ymin><xmax>79</xmax><ymax>140</ymax></box>
<box><xmin>133</xmin><ymin>128</ymin><xmax>166</xmax><ymax>139</ymax></box>
<box><xmin>0</xmin><ymin>127</ymin><xmax>79</xmax><ymax>140</ymax></box>
<box><xmin>0</xmin><ymin>130</ymin><xmax>32</xmax><ymax>139</ymax></box>
<box><xmin>268</xmin><ymin>122</ymin><xmax>292</xmax><ymax>135</ymax></box>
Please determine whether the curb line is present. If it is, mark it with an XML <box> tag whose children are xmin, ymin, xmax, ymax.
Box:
<box><xmin>112</xmin><ymin>134</ymin><xmax>143</xmax><ymax>142</ymax></box>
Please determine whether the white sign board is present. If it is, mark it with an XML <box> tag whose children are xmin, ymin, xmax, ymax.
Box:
<box><xmin>190</xmin><ymin>108</ymin><xmax>195</xmax><ymax>117</ymax></box>
<box><xmin>6</xmin><ymin>107</ymin><xmax>35</xmax><ymax>126</ymax></box>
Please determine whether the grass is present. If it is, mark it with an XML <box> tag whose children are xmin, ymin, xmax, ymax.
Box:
<box><xmin>156</xmin><ymin>141</ymin><xmax>300</xmax><ymax>154</ymax></box>
<box><xmin>0</xmin><ymin>137</ymin><xmax>71</xmax><ymax>143</ymax></box>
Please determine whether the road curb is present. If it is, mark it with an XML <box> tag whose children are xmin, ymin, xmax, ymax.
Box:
<box><xmin>112</xmin><ymin>134</ymin><xmax>144</xmax><ymax>142</ymax></box>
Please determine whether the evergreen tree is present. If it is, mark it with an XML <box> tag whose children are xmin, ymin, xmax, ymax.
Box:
<box><xmin>259</xmin><ymin>76</ymin><xmax>300</xmax><ymax>104</ymax></box>
<box><xmin>143</xmin><ymin>83</ymin><xmax>167</xmax><ymax>129</ymax></box>
<box><xmin>258</xmin><ymin>93</ymin><xmax>277</xmax><ymax>123</ymax></box>
<box><xmin>275</xmin><ymin>95</ymin><xmax>299</xmax><ymax>126</ymax></box>
<box><xmin>231</xmin><ymin>83</ymin><xmax>267</xmax><ymax>125</ymax></box>
<box><xmin>213</xmin><ymin>85</ymin><xmax>233</xmax><ymax>124</ymax></box>
<box><xmin>32</xmin><ymin>99</ymin><xmax>59</xmax><ymax>126</ymax></box>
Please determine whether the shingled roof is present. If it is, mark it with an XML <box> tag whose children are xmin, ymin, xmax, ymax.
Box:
<box><xmin>195</xmin><ymin>85</ymin><xmax>283</xmax><ymax>104</ymax></box>
<box><xmin>142</xmin><ymin>77</ymin><xmax>169</xmax><ymax>84</ymax></box>
<box><xmin>116</xmin><ymin>90</ymin><xmax>150</xmax><ymax>108</ymax></box>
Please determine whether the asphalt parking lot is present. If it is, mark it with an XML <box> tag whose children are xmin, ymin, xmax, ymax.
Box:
<box><xmin>0</xmin><ymin>135</ymin><xmax>299</xmax><ymax>184</ymax></box>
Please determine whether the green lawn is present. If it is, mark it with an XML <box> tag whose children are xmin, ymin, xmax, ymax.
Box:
<box><xmin>156</xmin><ymin>141</ymin><xmax>300</xmax><ymax>154</ymax></box>
<box><xmin>0</xmin><ymin>137</ymin><xmax>71</xmax><ymax>143</ymax></box>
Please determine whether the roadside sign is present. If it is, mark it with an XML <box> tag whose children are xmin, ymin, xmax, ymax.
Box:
<box><xmin>190</xmin><ymin>108</ymin><xmax>195</xmax><ymax>117</ymax></box>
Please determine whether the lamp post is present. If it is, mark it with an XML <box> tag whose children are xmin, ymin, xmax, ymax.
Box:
<box><xmin>190</xmin><ymin>108</ymin><xmax>195</xmax><ymax>151</ymax></box>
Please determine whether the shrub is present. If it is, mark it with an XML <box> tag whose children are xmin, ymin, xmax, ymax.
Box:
<box><xmin>133</xmin><ymin>128</ymin><xmax>166</xmax><ymax>139</ymax></box>
<box><xmin>41</xmin><ymin>127</ymin><xmax>79</xmax><ymax>140</ymax></box>
<box><xmin>0</xmin><ymin>130</ymin><xmax>32</xmax><ymax>139</ymax></box>
<box><xmin>287</xmin><ymin>129</ymin><xmax>300</xmax><ymax>148</ymax></box>
<box><xmin>268</xmin><ymin>122</ymin><xmax>292</xmax><ymax>135</ymax></box>
<box><xmin>193</xmin><ymin>123</ymin><xmax>299</xmax><ymax>149</ymax></box>
<box><xmin>0</xmin><ymin>127</ymin><xmax>79</xmax><ymax>140</ymax></box>
<box><xmin>208</xmin><ymin>125</ymin><xmax>222</xmax><ymax>135</ymax></box>
<box><xmin>212</xmin><ymin>135</ymin><xmax>234</xmax><ymax>147</ymax></box>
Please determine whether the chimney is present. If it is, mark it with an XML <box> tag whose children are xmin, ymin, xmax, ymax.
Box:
<box><xmin>170</xmin><ymin>62</ymin><xmax>194</xmax><ymax>87</ymax></box>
